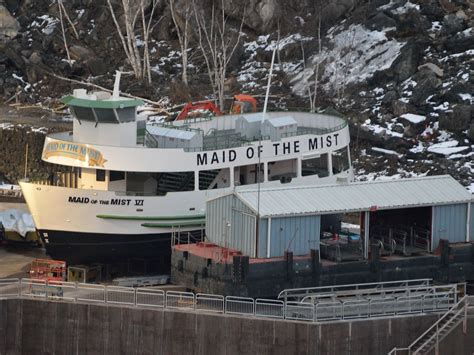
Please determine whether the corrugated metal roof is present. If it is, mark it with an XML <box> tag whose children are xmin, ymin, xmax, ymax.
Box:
<box><xmin>265</xmin><ymin>116</ymin><xmax>297</xmax><ymax>127</ymax></box>
<box><xmin>233</xmin><ymin>175</ymin><xmax>473</xmax><ymax>217</ymax></box>
<box><xmin>147</xmin><ymin>126</ymin><xmax>198</xmax><ymax>140</ymax></box>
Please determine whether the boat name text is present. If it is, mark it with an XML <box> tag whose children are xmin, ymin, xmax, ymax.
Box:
<box><xmin>196</xmin><ymin>133</ymin><xmax>340</xmax><ymax>166</ymax></box>
<box><xmin>44</xmin><ymin>142</ymin><xmax>107</xmax><ymax>167</ymax></box>
<box><xmin>68</xmin><ymin>197</ymin><xmax>144</xmax><ymax>206</ymax></box>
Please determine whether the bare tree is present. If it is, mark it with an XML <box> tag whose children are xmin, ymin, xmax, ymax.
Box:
<box><xmin>58</xmin><ymin>0</ymin><xmax>72</xmax><ymax>66</ymax></box>
<box><xmin>169</xmin><ymin>0</ymin><xmax>192</xmax><ymax>86</ymax></box>
<box><xmin>305</xmin><ymin>13</ymin><xmax>322</xmax><ymax>112</ymax></box>
<box><xmin>193</xmin><ymin>0</ymin><xmax>246</xmax><ymax>110</ymax></box>
<box><xmin>107</xmin><ymin>0</ymin><xmax>160</xmax><ymax>85</ymax></box>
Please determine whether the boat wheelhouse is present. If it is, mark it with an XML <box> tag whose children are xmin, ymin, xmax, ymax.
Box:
<box><xmin>20</xmin><ymin>88</ymin><xmax>353</xmax><ymax>265</ymax></box>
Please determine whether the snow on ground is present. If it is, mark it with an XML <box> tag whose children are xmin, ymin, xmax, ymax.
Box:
<box><xmin>426</xmin><ymin>141</ymin><xmax>470</xmax><ymax>156</ymax></box>
<box><xmin>390</xmin><ymin>1</ymin><xmax>420</xmax><ymax>15</ymax></box>
<box><xmin>292</xmin><ymin>24</ymin><xmax>404</xmax><ymax>96</ymax></box>
<box><xmin>29</xmin><ymin>15</ymin><xmax>59</xmax><ymax>35</ymax></box>
<box><xmin>238</xmin><ymin>34</ymin><xmax>312</xmax><ymax>91</ymax></box>
<box><xmin>458</xmin><ymin>93</ymin><xmax>473</xmax><ymax>104</ymax></box>
<box><xmin>371</xmin><ymin>147</ymin><xmax>402</xmax><ymax>157</ymax></box>
<box><xmin>400</xmin><ymin>113</ymin><xmax>426</xmax><ymax>124</ymax></box>
<box><xmin>361</xmin><ymin>119</ymin><xmax>403</xmax><ymax>138</ymax></box>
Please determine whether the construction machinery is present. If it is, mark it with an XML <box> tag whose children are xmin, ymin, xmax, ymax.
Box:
<box><xmin>175</xmin><ymin>95</ymin><xmax>257</xmax><ymax>121</ymax></box>
<box><xmin>230</xmin><ymin>94</ymin><xmax>257</xmax><ymax>114</ymax></box>
<box><xmin>175</xmin><ymin>101</ymin><xmax>223</xmax><ymax>121</ymax></box>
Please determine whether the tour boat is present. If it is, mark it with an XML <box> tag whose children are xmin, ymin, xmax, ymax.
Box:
<box><xmin>20</xmin><ymin>85</ymin><xmax>353</xmax><ymax>265</ymax></box>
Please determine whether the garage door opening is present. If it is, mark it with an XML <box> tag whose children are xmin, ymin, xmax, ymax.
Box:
<box><xmin>367</xmin><ymin>207</ymin><xmax>432</xmax><ymax>256</ymax></box>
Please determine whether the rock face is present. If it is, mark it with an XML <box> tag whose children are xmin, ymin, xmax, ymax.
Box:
<box><xmin>0</xmin><ymin>0</ymin><xmax>472</xmax><ymax>189</ymax></box>
<box><xmin>0</xmin><ymin>127</ymin><xmax>56</xmax><ymax>184</ymax></box>
<box><xmin>0</xmin><ymin>4</ymin><xmax>19</xmax><ymax>43</ymax></box>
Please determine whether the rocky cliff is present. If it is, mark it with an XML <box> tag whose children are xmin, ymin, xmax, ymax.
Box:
<box><xmin>0</xmin><ymin>0</ymin><xmax>472</xmax><ymax>190</ymax></box>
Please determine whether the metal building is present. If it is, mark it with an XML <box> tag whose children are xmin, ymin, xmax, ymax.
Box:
<box><xmin>235</xmin><ymin>115</ymin><xmax>263</xmax><ymax>140</ymax></box>
<box><xmin>205</xmin><ymin>175</ymin><xmax>473</xmax><ymax>259</ymax></box>
<box><xmin>261</xmin><ymin>116</ymin><xmax>298</xmax><ymax>141</ymax></box>
<box><xmin>147</xmin><ymin>125</ymin><xmax>203</xmax><ymax>149</ymax></box>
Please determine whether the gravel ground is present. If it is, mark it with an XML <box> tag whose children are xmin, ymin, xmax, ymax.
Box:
<box><xmin>0</xmin><ymin>247</ymin><xmax>48</xmax><ymax>278</ymax></box>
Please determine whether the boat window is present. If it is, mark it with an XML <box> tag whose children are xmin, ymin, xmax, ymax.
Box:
<box><xmin>110</xmin><ymin>170</ymin><xmax>125</xmax><ymax>181</ymax></box>
<box><xmin>94</xmin><ymin>108</ymin><xmax>117</xmax><ymax>123</ymax></box>
<box><xmin>157</xmin><ymin>171</ymin><xmax>194</xmax><ymax>195</ymax></box>
<box><xmin>268</xmin><ymin>158</ymin><xmax>297</xmax><ymax>184</ymax></box>
<box><xmin>199</xmin><ymin>168</ymin><xmax>230</xmax><ymax>190</ymax></box>
<box><xmin>126</xmin><ymin>172</ymin><xmax>157</xmax><ymax>195</ymax></box>
<box><xmin>96</xmin><ymin>169</ymin><xmax>106</xmax><ymax>182</ymax></box>
<box><xmin>116</xmin><ymin>107</ymin><xmax>136</xmax><ymax>122</ymax></box>
<box><xmin>70</xmin><ymin>106</ymin><xmax>95</xmax><ymax>121</ymax></box>
<box><xmin>332</xmin><ymin>146</ymin><xmax>350</xmax><ymax>175</ymax></box>
<box><xmin>302</xmin><ymin>154</ymin><xmax>329</xmax><ymax>177</ymax></box>
<box><xmin>234</xmin><ymin>164</ymin><xmax>264</xmax><ymax>186</ymax></box>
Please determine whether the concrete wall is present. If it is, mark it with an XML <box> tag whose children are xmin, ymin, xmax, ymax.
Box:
<box><xmin>1</xmin><ymin>298</ymin><xmax>473</xmax><ymax>355</ymax></box>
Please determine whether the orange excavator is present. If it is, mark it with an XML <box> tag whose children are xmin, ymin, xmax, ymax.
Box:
<box><xmin>230</xmin><ymin>94</ymin><xmax>257</xmax><ymax>114</ymax></box>
<box><xmin>176</xmin><ymin>101</ymin><xmax>223</xmax><ymax>121</ymax></box>
<box><xmin>175</xmin><ymin>94</ymin><xmax>257</xmax><ymax>121</ymax></box>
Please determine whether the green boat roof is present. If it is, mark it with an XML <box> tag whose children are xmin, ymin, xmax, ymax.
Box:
<box><xmin>61</xmin><ymin>95</ymin><xmax>143</xmax><ymax>109</ymax></box>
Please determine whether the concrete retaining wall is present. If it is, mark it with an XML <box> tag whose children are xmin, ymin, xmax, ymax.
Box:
<box><xmin>1</xmin><ymin>298</ymin><xmax>473</xmax><ymax>354</ymax></box>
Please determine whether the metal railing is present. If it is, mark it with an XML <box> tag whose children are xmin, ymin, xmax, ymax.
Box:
<box><xmin>0</xmin><ymin>278</ymin><xmax>461</xmax><ymax>325</ymax></box>
<box><xmin>388</xmin><ymin>295</ymin><xmax>474</xmax><ymax>355</ymax></box>
<box><xmin>278</xmin><ymin>279</ymin><xmax>433</xmax><ymax>302</ymax></box>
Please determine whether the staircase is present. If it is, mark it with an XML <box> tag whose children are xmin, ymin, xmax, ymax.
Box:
<box><xmin>198</xmin><ymin>169</ymin><xmax>220</xmax><ymax>190</ymax></box>
<box><xmin>388</xmin><ymin>296</ymin><xmax>473</xmax><ymax>355</ymax></box>
<box><xmin>156</xmin><ymin>172</ymin><xmax>194</xmax><ymax>195</ymax></box>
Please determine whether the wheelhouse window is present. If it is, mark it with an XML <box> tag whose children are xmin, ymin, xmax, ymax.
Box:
<box><xmin>199</xmin><ymin>168</ymin><xmax>230</xmax><ymax>190</ymax></box>
<box><xmin>70</xmin><ymin>106</ymin><xmax>95</xmax><ymax>121</ymax></box>
<box><xmin>332</xmin><ymin>147</ymin><xmax>350</xmax><ymax>175</ymax></box>
<box><xmin>302</xmin><ymin>154</ymin><xmax>329</xmax><ymax>177</ymax></box>
<box><xmin>116</xmin><ymin>107</ymin><xmax>136</xmax><ymax>122</ymax></box>
<box><xmin>94</xmin><ymin>108</ymin><xmax>117</xmax><ymax>123</ymax></box>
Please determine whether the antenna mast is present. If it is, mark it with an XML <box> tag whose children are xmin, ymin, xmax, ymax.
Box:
<box><xmin>256</xmin><ymin>38</ymin><xmax>278</xmax><ymax>230</ymax></box>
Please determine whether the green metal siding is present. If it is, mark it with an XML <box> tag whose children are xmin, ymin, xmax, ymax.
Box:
<box><xmin>432</xmin><ymin>203</ymin><xmax>467</xmax><ymax>250</ymax></box>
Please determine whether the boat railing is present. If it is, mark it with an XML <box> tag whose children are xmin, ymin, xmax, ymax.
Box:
<box><xmin>26</xmin><ymin>171</ymin><xmax>78</xmax><ymax>188</ymax></box>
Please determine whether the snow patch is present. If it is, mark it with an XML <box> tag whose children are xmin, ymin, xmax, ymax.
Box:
<box><xmin>371</xmin><ymin>147</ymin><xmax>402</xmax><ymax>157</ymax></box>
<box><xmin>427</xmin><ymin>141</ymin><xmax>470</xmax><ymax>156</ymax></box>
<box><xmin>292</xmin><ymin>24</ymin><xmax>404</xmax><ymax>96</ymax></box>
<box><xmin>400</xmin><ymin>113</ymin><xmax>426</xmax><ymax>124</ymax></box>
<box><xmin>458</xmin><ymin>93</ymin><xmax>472</xmax><ymax>104</ymax></box>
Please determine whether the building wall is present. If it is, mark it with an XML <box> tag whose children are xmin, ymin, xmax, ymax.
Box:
<box><xmin>257</xmin><ymin>215</ymin><xmax>321</xmax><ymax>258</ymax></box>
<box><xmin>470</xmin><ymin>202</ymin><xmax>474</xmax><ymax>242</ymax></box>
<box><xmin>432</xmin><ymin>203</ymin><xmax>468</xmax><ymax>250</ymax></box>
<box><xmin>206</xmin><ymin>194</ymin><xmax>257</xmax><ymax>256</ymax></box>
